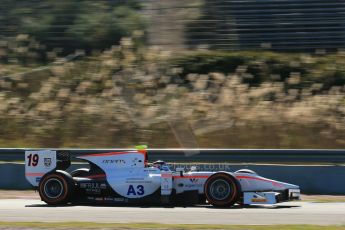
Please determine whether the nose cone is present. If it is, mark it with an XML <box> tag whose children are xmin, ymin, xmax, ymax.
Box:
<box><xmin>279</xmin><ymin>181</ymin><xmax>300</xmax><ymax>190</ymax></box>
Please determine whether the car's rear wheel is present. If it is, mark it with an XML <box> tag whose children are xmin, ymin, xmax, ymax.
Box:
<box><xmin>204</xmin><ymin>173</ymin><xmax>240</xmax><ymax>207</ymax></box>
<box><xmin>38</xmin><ymin>171</ymin><xmax>74</xmax><ymax>205</ymax></box>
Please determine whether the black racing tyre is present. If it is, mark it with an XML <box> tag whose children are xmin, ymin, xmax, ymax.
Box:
<box><xmin>38</xmin><ymin>170</ymin><xmax>74</xmax><ymax>205</ymax></box>
<box><xmin>70</xmin><ymin>168</ymin><xmax>90</xmax><ymax>177</ymax></box>
<box><xmin>236</xmin><ymin>196</ymin><xmax>244</xmax><ymax>206</ymax></box>
<box><xmin>204</xmin><ymin>173</ymin><xmax>241</xmax><ymax>207</ymax></box>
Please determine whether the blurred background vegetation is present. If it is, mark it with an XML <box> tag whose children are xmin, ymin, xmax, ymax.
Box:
<box><xmin>0</xmin><ymin>0</ymin><xmax>144</xmax><ymax>55</ymax></box>
<box><xmin>0</xmin><ymin>0</ymin><xmax>344</xmax><ymax>148</ymax></box>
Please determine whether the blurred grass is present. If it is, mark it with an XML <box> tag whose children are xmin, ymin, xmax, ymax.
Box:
<box><xmin>0</xmin><ymin>36</ymin><xmax>344</xmax><ymax>148</ymax></box>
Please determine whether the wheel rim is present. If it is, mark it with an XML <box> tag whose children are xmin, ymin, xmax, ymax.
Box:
<box><xmin>43</xmin><ymin>178</ymin><xmax>64</xmax><ymax>199</ymax></box>
<box><xmin>209</xmin><ymin>179</ymin><xmax>231</xmax><ymax>201</ymax></box>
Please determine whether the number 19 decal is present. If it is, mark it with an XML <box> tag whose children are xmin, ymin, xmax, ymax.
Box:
<box><xmin>27</xmin><ymin>154</ymin><xmax>39</xmax><ymax>167</ymax></box>
<box><xmin>127</xmin><ymin>185</ymin><xmax>145</xmax><ymax>196</ymax></box>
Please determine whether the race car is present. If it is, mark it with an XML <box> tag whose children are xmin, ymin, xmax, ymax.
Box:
<box><xmin>25</xmin><ymin>149</ymin><xmax>300</xmax><ymax>207</ymax></box>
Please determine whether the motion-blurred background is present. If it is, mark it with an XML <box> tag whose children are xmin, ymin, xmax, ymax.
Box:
<box><xmin>0</xmin><ymin>0</ymin><xmax>344</xmax><ymax>148</ymax></box>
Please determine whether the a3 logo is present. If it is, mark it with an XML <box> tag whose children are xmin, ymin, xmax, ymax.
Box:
<box><xmin>127</xmin><ymin>185</ymin><xmax>145</xmax><ymax>196</ymax></box>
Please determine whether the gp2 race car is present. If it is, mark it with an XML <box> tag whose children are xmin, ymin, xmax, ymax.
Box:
<box><xmin>25</xmin><ymin>149</ymin><xmax>300</xmax><ymax>207</ymax></box>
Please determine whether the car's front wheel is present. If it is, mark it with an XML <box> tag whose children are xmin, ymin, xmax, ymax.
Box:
<box><xmin>38</xmin><ymin>171</ymin><xmax>74</xmax><ymax>205</ymax></box>
<box><xmin>204</xmin><ymin>173</ymin><xmax>240</xmax><ymax>207</ymax></box>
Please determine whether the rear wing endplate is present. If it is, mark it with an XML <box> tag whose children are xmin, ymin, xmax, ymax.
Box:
<box><xmin>25</xmin><ymin>150</ymin><xmax>57</xmax><ymax>187</ymax></box>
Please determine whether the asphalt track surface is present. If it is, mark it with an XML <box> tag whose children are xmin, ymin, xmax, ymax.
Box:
<box><xmin>1</xmin><ymin>200</ymin><xmax>345</xmax><ymax>225</ymax></box>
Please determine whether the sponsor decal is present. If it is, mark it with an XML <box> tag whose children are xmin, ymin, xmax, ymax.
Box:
<box><xmin>44</xmin><ymin>158</ymin><xmax>52</xmax><ymax>167</ymax></box>
<box><xmin>126</xmin><ymin>178</ymin><xmax>152</xmax><ymax>184</ymax></box>
<box><xmin>184</xmin><ymin>184</ymin><xmax>203</xmax><ymax>188</ymax></box>
<box><xmin>189</xmin><ymin>178</ymin><xmax>199</xmax><ymax>183</ymax></box>
<box><xmin>114</xmin><ymin>197</ymin><xmax>125</xmax><ymax>202</ymax></box>
<box><xmin>126</xmin><ymin>178</ymin><xmax>145</xmax><ymax>180</ymax></box>
<box><xmin>162</xmin><ymin>178</ymin><xmax>170</xmax><ymax>189</ymax></box>
<box><xmin>89</xmin><ymin>197</ymin><xmax>126</xmax><ymax>202</ymax></box>
<box><xmin>251</xmin><ymin>198</ymin><xmax>267</xmax><ymax>202</ymax></box>
<box><xmin>102</xmin><ymin>159</ymin><xmax>126</xmax><ymax>164</ymax></box>
<box><xmin>126</xmin><ymin>180</ymin><xmax>152</xmax><ymax>184</ymax></box>
<box><xmin>87</xmin><ymin>188</ymin><xmax>100</xmax><ymax>194</ymax></box>
<box><xmin>35</xmin><ymin>177</ymin><xmax>41</xmax><ymax>183</ymax></box>
<box><xmin>131</xmin><ymin>157</ymin><xmax>141</xmax><ymax>166</ymax></box>
<box><xmin>129</xmin><ymin>157</ymin><xmax>143</xmax><ymax>167</ymax></box>
<box><xmin>144</xmin><ymin>169</ymin><xmax>159</xmax><ymax>172</ymax></box>
<box><xmin>80</xmin><ymin>182</ymin><xmax>107</xmax><ymax>194</ymax></box>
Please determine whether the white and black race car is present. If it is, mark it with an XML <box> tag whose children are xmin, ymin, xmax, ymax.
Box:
<box><xmin>25</xmin><ymin>149</ymin><xmax>300</xmax><ymax>207</ymax></box>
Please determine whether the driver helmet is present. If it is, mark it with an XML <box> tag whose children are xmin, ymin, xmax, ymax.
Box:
<box><xmin>152</xmin><ymin>160</ymin><xmax>167</xmax><ymax>170</ymax></box>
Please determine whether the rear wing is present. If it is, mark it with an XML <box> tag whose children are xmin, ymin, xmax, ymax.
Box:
<box><xmin>25</xmin><ymin>150</ymin><xmax>70</xmax><ymax>187</ymax></box>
